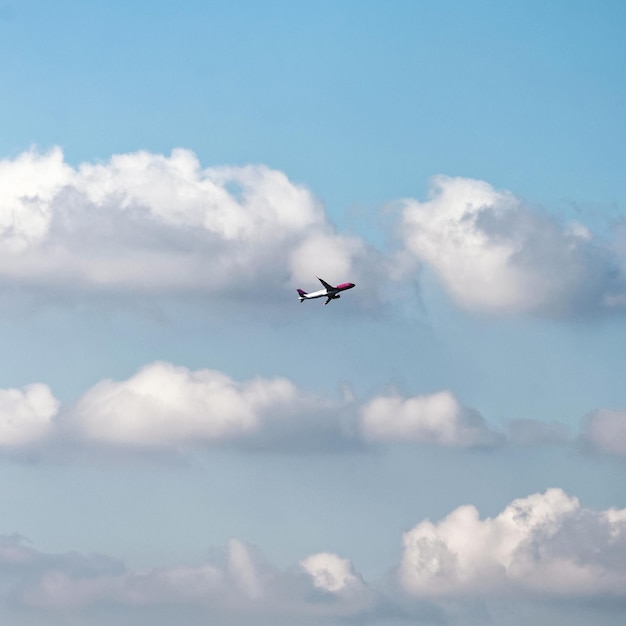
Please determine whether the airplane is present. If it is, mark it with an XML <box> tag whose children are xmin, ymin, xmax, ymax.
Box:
<box><xmin>297</xmin><ymin>277</ymin><xmax>356</xmax><ymax>305</ymax></box>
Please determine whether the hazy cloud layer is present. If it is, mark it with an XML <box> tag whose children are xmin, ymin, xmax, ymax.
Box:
<box><xmin>504</xmin><ymin>418</ymin><xmax>573</xmax><ymax>446</ymax></box>
<box><xmin>581</xmin><ymin>409</ymin><xmax>626</xmax><ymax>457</ymax></box>
<box><xmin>0</xmin><ymin>535</ymin><xmax>374</xmax><ymax>622</ymax></box>
<box><xmin>0</xmin><ymin>148</ymin><xmax>380</xmax><ymax>302</ymax></box>
<box><xmin>400</xmin><ymin>176</ymin><xmax>626</xmax><ymax>316</ymax></box>
<box><xmin>400</xmin><ymin>488</ymin><xmax>626</xmax><ymax>596</ymax></box>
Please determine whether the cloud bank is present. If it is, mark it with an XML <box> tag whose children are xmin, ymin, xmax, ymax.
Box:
<box><xmin>3</xmin><ymin>149</ymin><xmax>626</xmax><ymax>318</ymax></box>
<box><xmin>0</xmin><ymin>148</ymin><xmax>379</xmax><ymax>302</ymax></box>
<box><xmin>69</xmin><ymin>366</ymin><xmax>506</xmax><ymax>451</ymax></box>
<box><xmin>2</xmin><ymin>364</ymin><xmax>626</xmax><ymax>456</ymax></box>
<box><xmin>400</xmin><ymin>176</ymin><xmax>626</xmax><ymax>316</ymax></box>
<box><xmin>1</xmin><ymin>490</ymin><xmax>624</xmax><ymax>624</ymax></box>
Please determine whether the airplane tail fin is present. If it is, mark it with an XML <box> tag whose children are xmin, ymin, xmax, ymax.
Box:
<box><xmin>297</xmin><ymin>288</ymin><xmax>307</xmax><ymax>302</ymax></box>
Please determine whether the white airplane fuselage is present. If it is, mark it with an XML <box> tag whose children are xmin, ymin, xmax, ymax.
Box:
<box><xmin>300</xmin><ymin>288</ymin><xmax>334</xmax><ymax>300</ymax></box>
<box><xmin>297</xmin><ymin>278</ymin><xmax>356</xmax><ymax>305</ymax></box>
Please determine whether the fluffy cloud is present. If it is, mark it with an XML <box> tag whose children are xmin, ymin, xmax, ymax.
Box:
<box><xmin>400</xmin><ymin>176</ymin><xmax>626</xmax><ymax>316</ymax></box>
<box><xmin>581</xmin><ymin>409</ymin><xmax>626</xmax><ymax>457</ymax></box>
<box><xmin>0</xmin><ymin>148</ymin><xmax>74</xmax><ymax>253</ymax></box>
<box><xmin>360</xmin><ymin>390</ymin><xmax>502</xmax><ymax>447</ymax></box>
<box><xmin>400</xmin><ymin>488</ymin><xmax>626</xmax><ymax>597</ymax></box>
<box><xmin>71</xmin><ymin>361</ymin><xmax>323</xmax><ymax>447</ymax></box>
<box><xmin>0</xmin><ymin>383</ymin><xmax>58</xmax><ymax>446</ymax></box>
<box><xmin>73</xmin><ymin>373</ymin><xmax>504</xmax><ymax>451</ymax></box>
<box><xmin>300</xmin><ymin>552</ymin><xmax>365</xmax><ymax>595</ymax></box>
<box><xmin>0</xmin><ymin>148</ymin><xmax>377</xmax><ymax>301</ymax></box>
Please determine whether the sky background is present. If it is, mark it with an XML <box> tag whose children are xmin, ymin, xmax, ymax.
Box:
<box><xmin>1</xmin><ymin>1</ymin><xmax>626</xmax><ymax>625</ymax></box>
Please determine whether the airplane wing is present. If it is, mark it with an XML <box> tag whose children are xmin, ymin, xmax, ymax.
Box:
<box><xmin>324</xmin><ymin>296</ymin><xmax>333</xmax><ymax>305</ymax></box>
<box><xmin>317</xmin><ymin>277</ymin><xmax>335</xmax><ymax>291</ymax></box>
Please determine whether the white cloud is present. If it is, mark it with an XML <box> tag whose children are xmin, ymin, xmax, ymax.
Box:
<box><xmin>71</xmin><ymin>361</ymin><xmax>317</xmax><ymax>447</ymax></box>
<box><xmin>289</xmin><ymin>233</ymin><xmax>366</xmax><ymax>285</ymax></box>
<box><xmin>0</xmin><ymin>383</ymin><xmax>59</xmax><ymax>446</ymax></box>
<box><xmin>300</xmin><ymin>552</ymin><xmax>365</xmax><ymax>594</ymax></box>
<box><xmin>0</xmin><ymin>147</ymin><xmax>72</xmax><ymax>253</ymax></box>
<box><xmin>581</xmin><ymin>409</ymin><xmax>626</xmax><ymax>457</ymax></box>
<box><xmin>400</xmin><ymin>176</ymin><xmax>625</xmax><ymax>316</ymax></box>
<box><xmin>360</xmin><ymin>390</ymin><xmax>501</xmax><ymax>447</ymax></box>
<box><xmin>0</xmin><ymin>148</ymin><xmax>378</xmax><ymax>301</ymax></box>
<box><xmin>400</xmin><ymin>488</ymin><xmax>626</xmax><ymax>596</ymax></box>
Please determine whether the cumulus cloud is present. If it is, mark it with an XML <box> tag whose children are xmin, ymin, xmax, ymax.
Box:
<box><xmin>70</xmin><ymin>361</ymin><xmax>325</xmax><ymax>448</ymax></box>
<box><xmin>400</xmin><ymin>488</ymin><xmax>626</xmax><ymax>597</ymax></box>
<box><xmin>360</xmin><ymin>390</ymin><xmax>502</xmax><ymax>447</ymax></box>
<box><xmin>73</xmin><ymin>372</ymin><xmax>505</xmax><ymax>451</ymax></box>
<box><xmin>581</xmin><ymin>409</ymin><xmax>626</xmax><ymax>457</ymax></box>
<box><xmin>300</xmin><ymin>552</ymin><xmax>365</xmax><ymax>595</ymax></box>
<box><xmin>0</xmin><ymin>383</ymin><xmax>59</xmax><ymax>447</ymax></box>
<box><xmin>400</xmin><ymin>175</ymin><xmax>626</xmax><ymax>316</ymax></box>
<box><xmin>0</xmin><ymin>148</ymin><xmax>380</xmax><ymax>302</ymax></box>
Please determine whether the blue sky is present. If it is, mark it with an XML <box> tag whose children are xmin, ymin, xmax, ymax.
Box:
<box><xmin>1</xmin><ymin>1</ymin><xmax>626</xmax><ymax>625</ymax></box>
